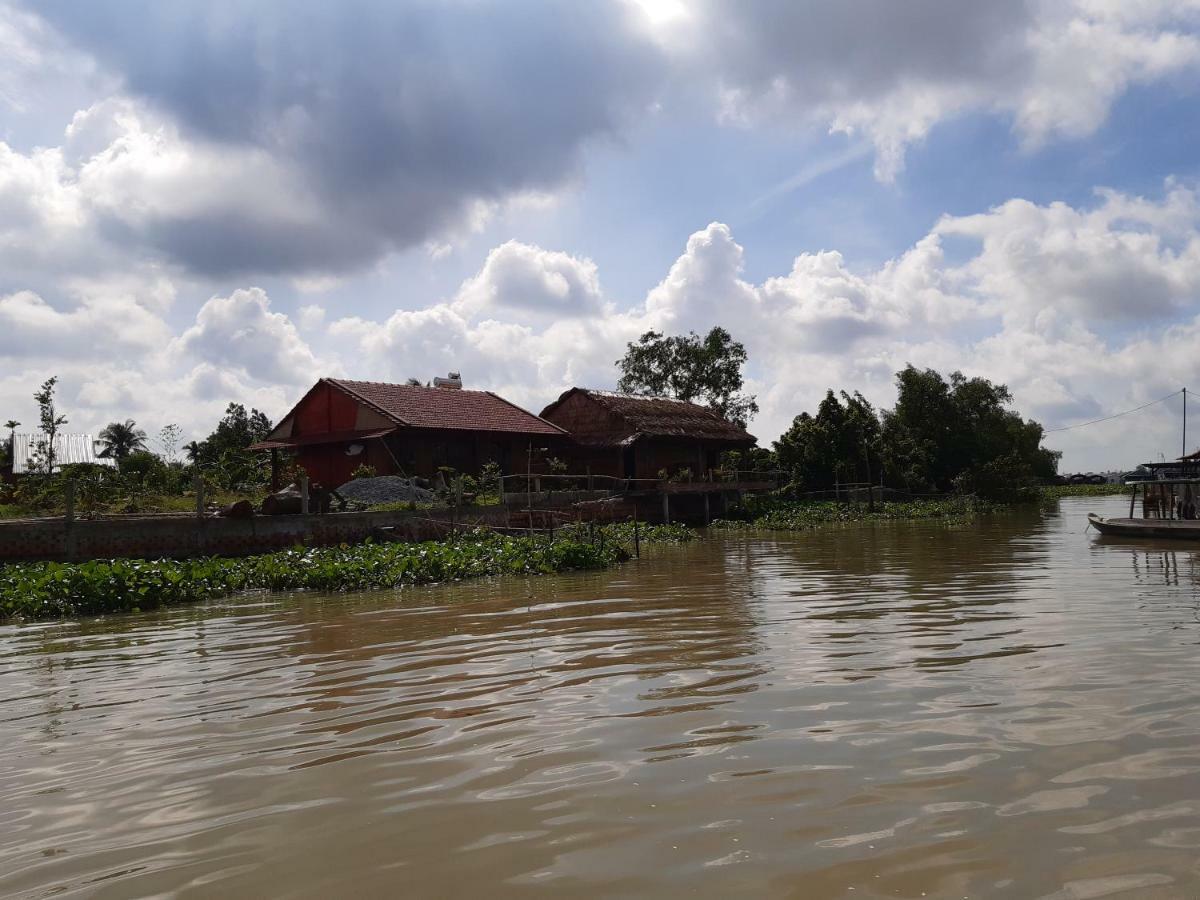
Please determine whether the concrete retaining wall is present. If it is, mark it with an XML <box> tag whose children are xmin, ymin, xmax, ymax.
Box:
<box><xmin>0</xmin><ymin>486</ymin><xmax>741</xmax><ymax>563</ymax></box>
<box><xmin>0</xmin><ymin>506</ymin><xmax>520</xmax><ymax>563</ymax></box>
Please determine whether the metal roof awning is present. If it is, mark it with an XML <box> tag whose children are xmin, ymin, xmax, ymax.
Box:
<box><xmin>248</xmin><ymin>427</ymin><xmax>395</xmax><ymax>451</ymax></box>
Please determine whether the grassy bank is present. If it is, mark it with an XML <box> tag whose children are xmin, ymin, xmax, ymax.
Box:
<box><xmin>0</xmin><ymin>524</ymin><xmax>694</xmax><ymax>622</ymax></box>
<box><xmin>1039</xmin><ymin>483</ymin><xmax>1128</xmax><ymax>498</ymax></box>
<box><xmin>712</xmin><ymin>496</ymin><xmax>983</xmax><ymax>531</ymax></box>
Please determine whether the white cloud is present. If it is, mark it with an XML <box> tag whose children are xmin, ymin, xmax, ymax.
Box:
<box><xmin>454</xmin><ymin>241</ymin><xmax>606</xmax><ymax>319</ymax></box>
<box><xmin>679</xmin><ymin>0</ymin><xmax>1200</xmax><ymax>181</ymax></box>
<box><xmin>0</xmin><ymin>289</ymin><xmax>169</xmax><ymax>357</ymax></box>
<box><xmin>176</xmin><ymin>288</ymin><xmax>329</xmax><ymax>386</ymax></box>
<box><xmin>327</xmin><ymin>184</ymin><xmax>1200</xmax><ymax>470</ymax></box>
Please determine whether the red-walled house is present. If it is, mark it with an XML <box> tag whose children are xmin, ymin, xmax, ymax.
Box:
<box><xmin>538</xmin><ymin>388</ymin><xmax>755</xmax><ymax>480</ymax></box>
<box><xmin>250</xmin><ymin>377</ymin><xmax>567</xmax><ymax>488</ymax></box>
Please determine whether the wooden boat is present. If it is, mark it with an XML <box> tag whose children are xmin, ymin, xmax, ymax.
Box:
<box><xmin>1088</xmin><ymin>513</ymin><xmax>1200</xmax><ymax>539</ymax></box>
<box><xmin>1088</xmin><ymin>478</ymin><xmax>1200</xmax><ymax>539</ymax></box>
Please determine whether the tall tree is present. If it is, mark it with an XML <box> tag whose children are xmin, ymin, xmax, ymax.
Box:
<box><xmin>97</xmin><ymin>419</ymin><xmax>148</xmax><ymax>460</ymax></box>
<box><xmin>191</xmin><ymin>403</ymin><xmax>274</xmax><ymax>488</ymax></box>
<box><xmin>616</xmin><ymin>327</ymin><xmax>758</xmax><ymax>427</ymax></box>
<box><xmin>774</xmin><ymin>390</ymin><xmax>880</xmax><ymax>490</ymax></box>
<box><xmin>881</xmin><ymin>366</ymin><xmax>1059</xmax><ymax>497</ymax></box>
<box><xmin>31</xmin><ymin>377</ymin><xmax>67</xmax><ymax>474</ymax></box>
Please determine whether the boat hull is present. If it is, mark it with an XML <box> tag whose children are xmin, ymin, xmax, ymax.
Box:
<box><xmin>1088</xmin><ymin>513</ymin><xmax>1200</xmax><ymax>539</ymax></box>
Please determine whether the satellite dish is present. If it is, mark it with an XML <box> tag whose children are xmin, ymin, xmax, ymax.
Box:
<box><xmin>346</xmin><ymin>443</ymin><xmax>364</xmax><ymax>456</ymax></box>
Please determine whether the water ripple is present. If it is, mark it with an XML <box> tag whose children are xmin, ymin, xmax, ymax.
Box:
<box><xmin>3</xmin><ymin>497</ymin><xmax>1200</xmax><ymax>896</ymax></box>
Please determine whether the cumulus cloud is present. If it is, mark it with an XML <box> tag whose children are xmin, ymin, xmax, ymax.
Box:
<box><xmin>2</xmin><ymin>0</ymin><xmax>1195</xmax><ymax>286</ymax></box>
<box><xmin>0</xmin><ymin>289</ymin><xmax>169</xmax><ymax>357</ymax></box>
<box><xmin>454</xmin><ymin>241</ymin><xmax>606</xmax><ymax>319</ymax></box>
<box><xmin>18</xmin><ymin>0</ymin><xmax>661</xmax><ymax>276</ymax></box>
<box><xmin>3</xmin><ymin>186</ymin><xmax>1199</xmax><ymax>469</ymax></box>
<box><xmin>937</xmin><ymin>183</ymin><xmax>1200</xmax><ymax>326</ymax></box>
<box><xmin>324</xmin><ymin>183</ymin><xmax>1200</xmax><ymax>470</ymax></box>
<box><xmin>668</xmin><ymin>0</ymin><xmax>1200</xmax><ymax>180</ymax></box>
<box><xmin>176</xmin><ymin>287</ymin><xmax>329</xmax><ymax>386</ymax></box>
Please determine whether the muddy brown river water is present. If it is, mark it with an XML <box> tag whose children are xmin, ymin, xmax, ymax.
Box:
<box><xmin>4</xmin><ymin>496</ymin><xmax>1200</xmax><ymax>898</ymax></box>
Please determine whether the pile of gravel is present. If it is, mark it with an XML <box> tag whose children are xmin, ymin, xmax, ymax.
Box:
<box><xmin>335</xmin><ymin>476</ymin><xmax>437</xmax><ymax>505</ymax></box>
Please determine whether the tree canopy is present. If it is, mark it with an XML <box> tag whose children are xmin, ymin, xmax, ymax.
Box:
<box><xmin>190</xmin><ymin>403</ymin><xmax>274</xmax><ymax>488</ymax></box>
<box><xmin>773</xmin><ymin>366</ymin><xmax>1059</xmax><ymax>501</ymax></box>
<box><xmin>774</xmin><ymin>390</ymin><xmax>881</xmax><ymax>490</ymax></box>
<box><xmin>616</xmin><ymin>327</ymin><xmax>758</xmax><ymax>427</ymax></box>
<box><xmin>97</xmin><ymin>420</ymin><xmax>148</xmax><ymax>460</ymax></box>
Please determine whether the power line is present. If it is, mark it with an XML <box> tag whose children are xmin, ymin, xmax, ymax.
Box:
<box><xmin>1044</xmin><ymin>389</ymin><xmax>1184</xmax><ymax>434</ymax></box>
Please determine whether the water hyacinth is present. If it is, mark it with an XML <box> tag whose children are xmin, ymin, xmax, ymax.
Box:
<box><xmin>711</xmin><ymin>497</ymin><xmax>983</xmax><ymax>531</ymax></box>
<box><xmin>0</xmin><ymin>525</ymin><xmax>694</xmax><ymax>622</ymax></box>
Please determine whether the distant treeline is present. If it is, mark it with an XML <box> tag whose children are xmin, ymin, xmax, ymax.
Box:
<box><xmin>731</xmin><ymin>365</ymin><xmax>1059</xmax><ymax>503</ymax></box>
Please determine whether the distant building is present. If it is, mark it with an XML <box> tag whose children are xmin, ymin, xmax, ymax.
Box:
<box><xmin>539</xmin><ymin>388</ymin><xmax>756</xmax><ymax>480</ymax></box>
<box><xmin>250</xmin><ymin>377</ymin><xmax>567</xmax><ymax>487</ymax></box>
<box><xmin>11</xmin><ymin>433</ymin><xmax>116</xmax><ymax>475</ymax></box>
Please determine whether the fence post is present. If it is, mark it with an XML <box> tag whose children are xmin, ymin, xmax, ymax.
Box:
<box><xmin>299</xmin><ymin>472</ymin><xmax>310</xmax><ymax>515</ymax></box>
<box><xmin>662</xmin><ymin>490</ymin><xmax>670</xmax><ymax>524</ymax></box>
<box><xmin>63</xmin><ymin>478</ymin><xmax>76</xmax><ymax>562</ymax></box>
<box><xmin>499</xmin><ymin>475</ymin><xmax>505</xmax><ymax>505</ymax></box>
<box><xmin>193</xmin><ymin>472</ymin><xmax>205</xmax><ymax>518</ymax></box>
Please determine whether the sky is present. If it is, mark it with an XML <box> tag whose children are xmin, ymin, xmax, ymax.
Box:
<box><xmin>3</xmin><ymin>0</ymin><xmax>1200</xmax><ymax>471</ymax></box>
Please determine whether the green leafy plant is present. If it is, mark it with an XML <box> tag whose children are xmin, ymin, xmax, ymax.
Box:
<box><xmin>0</xmin><ymin>525</ymin><xmax>713</xmax><ymax>621</ymax></box>
<box><xmin>351</xmin><ymin>464</ymin><xmax>377</xmax><ymax>480</ymax></box>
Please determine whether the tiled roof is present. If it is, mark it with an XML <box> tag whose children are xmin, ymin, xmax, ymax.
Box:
<box><xmin>542</xmin><ymin>389</ymin><xmax>755</xmax><ymax>444</ymax></box>
<box><xmin>329</xmin><ymin>379</ymin><xmax>566</xmax><ymax>435</ymax></box>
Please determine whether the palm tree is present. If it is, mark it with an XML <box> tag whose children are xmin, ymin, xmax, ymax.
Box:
<box><xmin>184</xmin><ymin>440</ymin><xmax>202</xmax><ymax>463</ymax></box>
<box><xmin>97</xmin><ymin>419</ymin><xmax>148</xmax><ymax>460</ymax></box>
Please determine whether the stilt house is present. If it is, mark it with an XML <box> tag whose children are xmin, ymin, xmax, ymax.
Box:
<box><xmin>538</xmin><ymin>388</ymin><xmax>756</xmax><ymax>480</ymax></box>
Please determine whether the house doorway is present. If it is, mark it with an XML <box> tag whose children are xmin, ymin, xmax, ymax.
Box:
<box><xmin>623</xmin><ymin>446</ymin><xmax>636</xmax><ymax>479</ymax></box>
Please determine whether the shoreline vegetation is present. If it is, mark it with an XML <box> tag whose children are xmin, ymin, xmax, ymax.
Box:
<box><xmin>712</xmin><ymin>484</ymin><xmax>1129</xmax><ymax>532</ymax></box>
<box><xmin>1038</xmin><ymin>483</ymin><xmax>1128</xmax><ymax>498</ymax></box>
<box><xmin>0</xmin><ymin>523</ymin><xmax>694</xmax><ymax>623</ymax></box>
<box><xmin>712</xmin><ymin>496</ymin><xmax>985</xmax><ymax>531</ymax></box>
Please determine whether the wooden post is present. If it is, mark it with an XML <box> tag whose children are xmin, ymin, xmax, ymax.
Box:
<box><xmin>1130</xmin><ymin>483</ymin><xmax>1137</xmax><ymax>518</ymax></box>
<box><xmin>270</xmin><ymin>448</ymin><xmax>280</xmax><ymax>491</ymax></box>
<box><xmin>63</xmin><ymin>478</ymin><xmax>76</xmax><ymax>562</ymax></box>
<box><xmin>299</xmin><ymin>472</ymin><xmax>310</xmax><ymax>515</ymax></box>
<box><xmin>662</xmin><ymin>490</ymin><xmax>670</xmax><ymax>524</ymax></box>
<box><xmin>194</xmin><ymin>472</ymin><xmax>205</xmax><ymax>518</ymax></box>
<box><xmin>703</xmin><ymin>492</ymin><xmax>710</xmax><ymax>525</ymax></box>
<box><xmin>499</xmin><ymin>475</ymin><xmax>505</xmax><ymax>505</ymax></box>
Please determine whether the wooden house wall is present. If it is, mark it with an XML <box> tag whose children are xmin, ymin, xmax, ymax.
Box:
<box><xmin>293</xmin><ymin>382</ymin><xmax>360</xmax><ymax>435</ymax></box>
<box><xmin>296</xmin><ymin>428</ymin><xmax>567</xmax><ymax>487</ymax></box>
<box><xmin>541</xmin><ymin>392</ymin><xmax>631</xmax><ymax>444</ymax></box>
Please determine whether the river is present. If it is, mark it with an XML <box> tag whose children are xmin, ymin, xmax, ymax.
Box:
<box><xmin>4</xmin><ymin>495</ymin><xmax>1200</xmax><ymax>898</ymax></box>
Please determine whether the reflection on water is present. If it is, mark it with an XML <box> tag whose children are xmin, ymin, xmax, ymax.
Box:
<box><xmin>3</xmin><ymin>496</ymin><xmax>1200</xmax><ymax>897</ymax></box>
